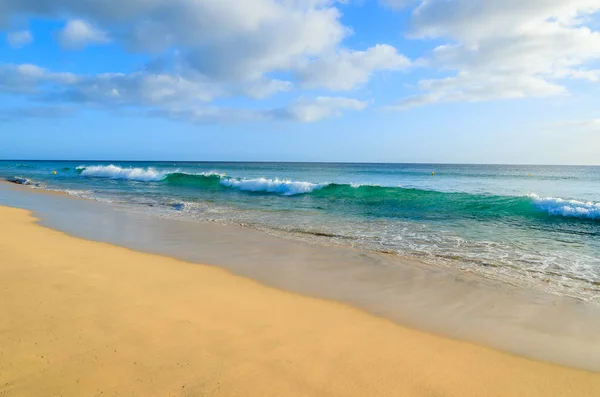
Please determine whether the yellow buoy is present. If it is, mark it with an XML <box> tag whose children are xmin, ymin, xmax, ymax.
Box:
<box><xmin>431</xmin><ymin>172</ymin><xmax>435</xmax><ymax>176</ymax></box>
<box><xmin>52</xmin><ymin>171</ymin><xmax>57</xmax><ymax>175</ymax></box>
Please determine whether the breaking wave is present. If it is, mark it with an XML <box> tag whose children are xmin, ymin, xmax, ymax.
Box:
<box><xmin>77</xmin><ymin>165</ymin><xmax>167</xmax><ymax>182</ymax></box>
<box><xmin>220</xmin><ymin>177</ymin><xmax>326</xmax><ymax>195</ymax></box>
<box><xmin>529</xmin><ymin>194</ymin><xmax>600</xmax><ymax>220</ymax></box>
<box><xmin>73</xmin><ymin>165</ymin><xmax>600</xmax><ymax>221</ymax></box>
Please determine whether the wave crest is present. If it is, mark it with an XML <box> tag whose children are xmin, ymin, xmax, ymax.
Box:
<box><xmin>72</xmin><ymin>165</ymin><xmax>600</xmax><ymax>219</ymax></box>
<box><xmin>78</xmin><ymin>165</ymin><xmax>167</xmax><ymax>182</ymax></box>
<box><xmin>220</xmin><ymin>177</ymin><xmax>326</xmax><ymax>195</ymax></box>
<box><xmin>76</xmin><ymin>165</ymin><xmax>322</xmax><ymax>195</ymax></box>
<box><xmin>529</xmin><ymin>194</ymin><xmax>600</xmax><ymax>220</ymax></box>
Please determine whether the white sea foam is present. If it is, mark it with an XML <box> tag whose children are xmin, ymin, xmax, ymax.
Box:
<box><xmin>220</xmin><ymin>177</ymin><xmax>326</xmax><ymax>195</ymax></box>
<box><xmin>172</xmin><ymin>170</ymin><xmax>228</xmax><ymax>178</ymax></box>
<box><xmin>78</xmin><ymin>165</ymin><xmax>168</xmax><ymax>182</ymax></box>
<box><xmin>77</xmin><ymin>165</ymin><xmax>228</xmax><ymax>182</ymax></box>
<box><xmin>199</xmin><ymin>171</ymin><xmax>227</xmax><ymax>178</ymax></box>
<box><xmin>54</xmin><ymin>189</ymin><xmax>94</xmax><ymax>199</ymax></box>
<box><xmin>349</xmin><ymin>182</ymin><xmax>386</xmax><ymax>188</ymax></box>
<box><xmin>529</xmin><ymin>193</ymin><xmax>600</xmax><ymax>220</ymax></box>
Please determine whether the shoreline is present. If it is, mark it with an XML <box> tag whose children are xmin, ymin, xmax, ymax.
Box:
<box><xmin>1</xmin><ymin>180</ymin><xmax>600</xmax><ymax>308</ymax></box>
<box><xmin>3</xmin><ymin>178</ymin><xmax>598</xmax><ymax>305</ymax></box>
<box><xmin>2</xmin><ymin>204</ymin><xmax>600</xmax><ymax>396</ymax></box>
<box><xmin>2</xmin><ymin>182</ymin><xmax>600</xmax><ymax>372</ymax></box>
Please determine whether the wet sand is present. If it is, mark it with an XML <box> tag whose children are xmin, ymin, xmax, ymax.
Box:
<box><xmin>1</xmin><ymin>205</ymin><xmax>600</xmax><ymax>396</ymax></box>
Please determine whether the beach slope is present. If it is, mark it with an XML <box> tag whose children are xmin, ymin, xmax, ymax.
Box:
<box><xmin>1</xmin><ymin>205</ymin><xmax>599</xmax><ymax>396</ymax></box>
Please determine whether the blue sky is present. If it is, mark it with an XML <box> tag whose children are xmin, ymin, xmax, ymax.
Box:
<box><xmin>1</xmin><ymin>0</ymin><xmax>599</xmax><ymax>164</ymax></box>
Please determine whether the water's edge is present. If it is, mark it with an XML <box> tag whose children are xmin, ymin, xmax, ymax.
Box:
<box><xmin>2</xmin><ymin>181</ymin><xmax>600</xmax><ymax>372</ymax></box>
<box><xmin>3</xmin><ymin>162</ymin><xmax>600</xmax><ymax>304</ymax></box>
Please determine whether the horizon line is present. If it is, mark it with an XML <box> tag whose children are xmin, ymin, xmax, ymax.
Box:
<box><xmin>1</xmin><ymin>159</ymin><xmax>598</xmax><ymax>167</ymax></box>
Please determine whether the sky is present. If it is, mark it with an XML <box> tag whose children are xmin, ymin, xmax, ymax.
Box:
<box><xmin>0</xmin><ymin>0</ymin><xmax>599</xmax><ymax>164</ymax></box>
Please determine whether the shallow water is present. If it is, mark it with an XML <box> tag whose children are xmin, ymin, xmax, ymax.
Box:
<box><xmin>1</xmin><ymin>161</ymin><xmax>599</xmax><ymax>302</ymax></box>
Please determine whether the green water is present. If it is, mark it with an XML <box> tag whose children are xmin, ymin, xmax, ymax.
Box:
<box><xmin>1</xmin><ymin>161</ymin><xmax>599</xmax><ymax>301</ymax></box>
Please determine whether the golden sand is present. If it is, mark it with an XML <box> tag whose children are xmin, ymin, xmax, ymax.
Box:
<box><xmin>1</xmin><ymin>205</ymin><xmax>599</xmax><ymax>396</ymax></box>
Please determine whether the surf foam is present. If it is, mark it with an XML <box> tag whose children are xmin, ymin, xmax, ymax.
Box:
<box><xmin>220</xmin><ymin>177</ymin><xmax>326</xmax><ymax>195</ymax></box>
<box><xmin>77</xmin><ymin>165</ymin><xmax>228</xmax><ymax>182</ymax></box>
<box><xmin>78</xmin><ymin>165</ymin><xmax>168</xmax><ymax>182</ymax></box>
<box><xmin>529</xmin><ymin>194</ymin><xmax>600</xmax><ymax>220</ymax></box>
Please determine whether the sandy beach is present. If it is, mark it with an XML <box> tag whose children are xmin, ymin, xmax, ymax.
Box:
<box><xmin>1</xmin><ymin>205</ymin><xmax>600</xmax><ymax>396</ymax></box>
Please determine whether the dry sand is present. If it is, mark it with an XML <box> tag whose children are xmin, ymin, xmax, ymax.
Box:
<box><xmin>1</xmin><ymin>205</ymin><xmax>599</xmax><ymax>397</ymax></box>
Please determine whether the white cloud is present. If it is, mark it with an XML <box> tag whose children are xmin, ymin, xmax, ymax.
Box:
<box><xmin>0</xmin><ymin>0</ymin><xmax>405</xmax><ymax>123</ymax></box>
<box><xmin>0</xmin><ymin>63</ymin><xmax>76</xmax><ymax>94</ymax></box>
<box><xmin>153</xmin><ymin>96</ymin><xmax>369</xmax><ymax>124</ymax></box>
<box><xmin>295</xmin><ymin>44</ymin><xmax>411</xmax><ymax>90</ymax></box>
<box><xmin>2</xmin><ymin>0</ymin><xmax>599</xmax><ymax>120</ymax></box>
<box><xmin>272</xmin><ymin>96</ymin><xmax>369</xmax><ymax>122</ymax></box>
<box><xmin>389</xmin><ymin>0</ymin><xmax>600</xmax><ymax>108</ymax></box>
<box><xmin>409</xmin><ymin>0</ymin><xmax>600</xmax><ymax>42</ymax></box>
<box><xmin>4</xmin><ymin>1</ymin><xmax>348</xmax><ymax>82</ymax></box>
<box><xmin>0</xmin><ymin>62</ymin><xmax>368</xmax><ymax>123</ymax></box>
<box><xmin>53</xmin><ymin>72</ymin><xmax>220</xmax><ymax>107</ymax></box>
<box><xmin>57</xmin><ymin>19</ymin><xmax>109</xmax><ymax>49</ymax></box>
<box><xmin>241</xmin><ymin>79</ymin><xmax>293</xmax><ymax>99</ymax></box>
<box><xmin>149</xmin><ymin>107</ymin><xmax>264</xmax><ymax>125</ymax></box>
<box><xmin>0</xmin><ymin>1</ymin><xmax>406</xmax><ymax>92</ymax></box>
<box><xmin>6</xmin><ymin>30</ymin><xmax>33</xmax><ymax>48</ymax></box>
<box><xmin>557</xmin><ymin>118</ymin><xmax>600</xmax><ymax>132</ymax></box>
<box><xmin>569</xmin><ymin>69</ymin><xmax>600</xmax><ymax>82</ymax></box>
<box><xmin>388</xmin><ymin>73</ymin><xmax>568</xmax><ymax>109</ymax></box>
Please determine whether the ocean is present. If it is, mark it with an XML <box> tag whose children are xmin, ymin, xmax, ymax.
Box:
<box><xmin>2</xmin><ymin>161</ymin><xmax>599</xmax><ymax>302</ymax></box>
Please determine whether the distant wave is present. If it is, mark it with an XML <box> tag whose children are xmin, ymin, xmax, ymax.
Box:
<box><xmin>529</xmin><ymin>194</ymin><xmax>600</xmax><ymax>220</ymax></box>
<box><xmin>77</xmin><ymin>165</ymin><xmax>225</xmax><ymax>182</ymax></box>
<box><xmin>77</xmin><ymin>165</ymin><xmax>167</xmax><ymax>182</ymax></box>
<box><xmin>73</xmin><ymin>165</ymin><xmax>600</xmax><ymax>221</ymax></box>
<box><xmin>77</xmin><ymin>165</ymin><xmax>324</xmax><ymax>195</ymax></box>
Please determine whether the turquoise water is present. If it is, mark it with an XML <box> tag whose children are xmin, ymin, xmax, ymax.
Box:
<box><xmin>2</xmin><ymin>161</ymin><xmax>599</xmax><ymax>301</ymax></box>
